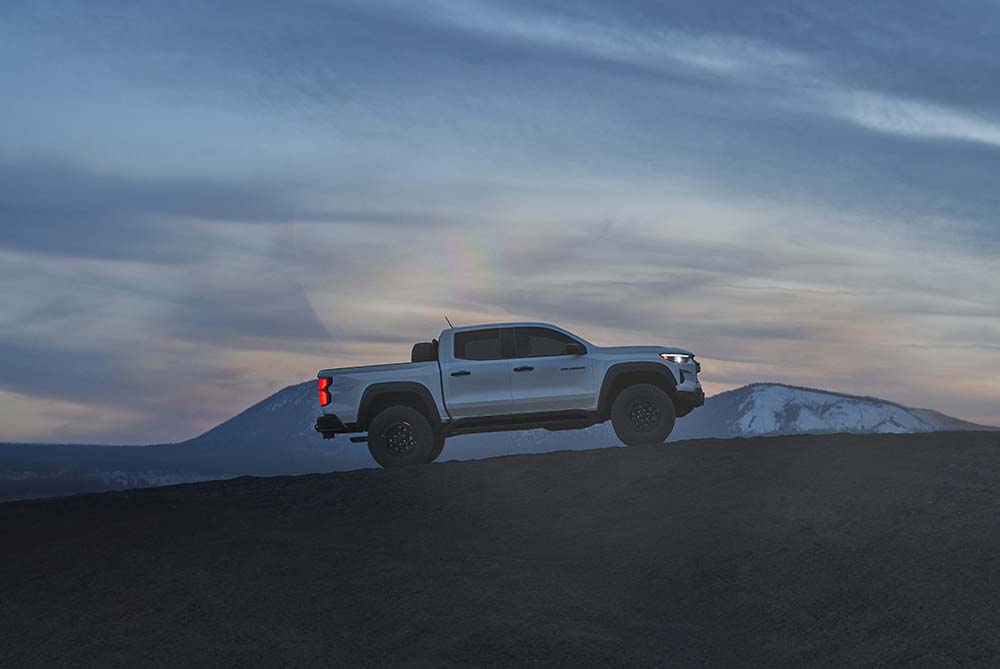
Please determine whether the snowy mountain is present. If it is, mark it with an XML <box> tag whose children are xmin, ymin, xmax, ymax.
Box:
<box><xmin>667</xmin><ymin>383</ymin><xmax>991</xmax><ymax>441</ymax></box>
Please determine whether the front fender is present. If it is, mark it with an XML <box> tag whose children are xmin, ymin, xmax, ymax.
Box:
<box><xmin>597</xmin><ymin>362</ymin><xmax>679</xmax><ymax>417</ymax></box>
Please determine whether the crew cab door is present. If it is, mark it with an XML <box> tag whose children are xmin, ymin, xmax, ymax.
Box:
<box><xmin>440</xmin><ymin>328</ymin><xmax>513</xmax><ymax>418</ymax></box>
<box><xmin>507</xmin><ymin>326</ymin><xmax>597</xmax><ymax>414</ymax></box>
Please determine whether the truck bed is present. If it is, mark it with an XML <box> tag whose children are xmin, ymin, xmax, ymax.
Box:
<box><xmin>318</xmin><ymin>360</ymin><xmax>446</xmax><ymax>426</ymax></box>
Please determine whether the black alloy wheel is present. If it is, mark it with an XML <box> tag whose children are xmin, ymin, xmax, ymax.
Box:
<box><xmin>628</xmin><ymin>400</ymin><xmax>661</xmax><ymax>433</ymax></box>
<box><xmin>382</xmin><ymin>421</ymin><xmax>418</xmax><ymax>456</ymax></box>
<box><xmin>367</xmin><ymin>405</ymin><xmax>435</xmax><ymax>468</ymax></box>
<box><xmin>610</xmin><ymin>383</ymin><xmax>676</xmax><ymax>446</ymax></box>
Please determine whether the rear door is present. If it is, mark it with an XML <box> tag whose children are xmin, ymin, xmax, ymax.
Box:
<box><xmin>440</xmin><ymin>328</ymin><xmax>513</xmax><ymax>418</ymax></box>
<box><xmin>507</xmin><ymin>326</ymin><xmax>597</xmax><ymax>414</ymax></box>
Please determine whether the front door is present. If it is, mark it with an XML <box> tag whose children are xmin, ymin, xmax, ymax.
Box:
<box><xmin>507</xmin><ymin>326</ymin><xmax>597</xmax><ymax>414</ymax></box>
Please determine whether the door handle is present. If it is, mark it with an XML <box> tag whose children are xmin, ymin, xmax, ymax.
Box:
<box><xmin>513</xmin><ymin>366</ymin><xmax>534</xmax><ymax>372</ymax></box>
<box><xmin>450</xmin><ymin>370</ymin><xmax>471</xmax><ymax>377</ymax></box>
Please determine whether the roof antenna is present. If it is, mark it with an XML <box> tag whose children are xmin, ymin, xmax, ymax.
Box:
<box><xmin>445</xmin><ymin>315</ymin><xmax>455</xmax><ymax>328</ymax></box>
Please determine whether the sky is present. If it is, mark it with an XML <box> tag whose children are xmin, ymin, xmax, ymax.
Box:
<box><xmin>1</xmin><ymin>0</ymin><xmax>999</xmax><ymax>444</ymax></box>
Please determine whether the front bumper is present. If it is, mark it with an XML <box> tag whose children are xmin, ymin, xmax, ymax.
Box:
<box><xmin>676</xmin><ymin>387</ymin><xmax>705</xmax><ymax>409</ymax></box>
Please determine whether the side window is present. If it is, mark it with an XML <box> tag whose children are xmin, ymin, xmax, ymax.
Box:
<box><xmin>454</xmin><ymin>329</ymin><xmax>502</xmax><ymax>360</ymax></box>
<box><xmin>513</xmin><ymin>327</ymin><xmax>578</xmax><ymax>358</ymax></box>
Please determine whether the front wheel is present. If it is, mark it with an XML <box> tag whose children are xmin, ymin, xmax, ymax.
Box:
<box><xmin>610</xmin><ymin>383</ymin><xmax>676</xmax><ymax>446</ymax></box>
<box><xmin>367</xmin><ymin>406</ymin><xmax>435</xmax><ymax>468</ymax></box>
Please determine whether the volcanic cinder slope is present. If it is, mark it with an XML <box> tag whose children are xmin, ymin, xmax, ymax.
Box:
<box><xmin>3</xmin><ymin>431</ymin><xmax>1000</xmax><ymax>667</ymax></box>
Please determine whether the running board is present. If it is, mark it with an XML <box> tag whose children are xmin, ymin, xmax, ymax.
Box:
<box><xmin>349</xmin><ymin>436</ymin><xmax>368</xmax><ymax>443</ymax></box>
<box><xmin>445</xmin><ymin>410</ymin><xmax>602</xmax><ymax>437</ymax></box>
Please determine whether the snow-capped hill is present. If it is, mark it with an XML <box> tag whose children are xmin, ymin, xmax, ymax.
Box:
<box><xmin>737</xmin><ymin>384</ymin><xmax>938</xmax><ymax>435</ymax></box>
<box><xmin>668</xmin><ymin>383</ymin><xmax>992</xmax><ymax>441</ymax></box>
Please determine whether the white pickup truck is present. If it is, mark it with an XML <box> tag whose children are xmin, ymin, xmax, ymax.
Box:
<box><xmin>315</xmin><ymin>322</ymin><xmax>704</xmax><ymax>467</ymax></box>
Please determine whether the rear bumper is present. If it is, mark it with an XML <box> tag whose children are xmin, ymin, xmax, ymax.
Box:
<box><xmin>315</xmin><ymin>414</ymin><xmax>359</xmax><ymax>439</ymax></box>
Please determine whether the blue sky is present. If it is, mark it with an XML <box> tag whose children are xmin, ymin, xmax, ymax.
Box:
<box><xmin>2</xmin><ymin>0</ymin><xmax>999</xmax><ymax>443</ymax></box>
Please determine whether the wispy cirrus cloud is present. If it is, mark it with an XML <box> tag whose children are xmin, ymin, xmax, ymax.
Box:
<box><xmin>409</xmin><ymin>0</ymin><xmax>808</xmax><ymax>78</ymax></box>
<box><xmin>823</xmin><ymin>91</ymin><xmax>1000</xmax><ymax>148</ymax></box>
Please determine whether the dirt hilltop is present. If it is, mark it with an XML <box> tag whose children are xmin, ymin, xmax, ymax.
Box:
<box><xmin>3</xmin><ymin>431</ymin><xmax>1000</xmax><ymax>667</ymax></box>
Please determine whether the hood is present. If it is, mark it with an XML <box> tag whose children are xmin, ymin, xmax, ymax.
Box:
<box><xmin>596</xmin><ymin>345</ymin><xmax>694</xmax><ymax>356</ymax></box>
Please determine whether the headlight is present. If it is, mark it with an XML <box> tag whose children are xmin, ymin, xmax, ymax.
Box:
<box><xmin>660</xmin><ymin>353</ymin><xmax>693</xmax><ymax>364</ymax></box>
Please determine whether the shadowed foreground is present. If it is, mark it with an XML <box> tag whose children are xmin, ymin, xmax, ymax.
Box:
<box><xmin>3</xmin><ymin>432</ymin><xmax>1000</xmax><ymax>667</ymax></box>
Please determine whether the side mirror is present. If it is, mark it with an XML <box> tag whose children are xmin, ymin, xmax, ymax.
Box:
<box><xmin>565</xmin><ymin>342</ymin><xmax>587</xmax><ymax>356</ymax></box>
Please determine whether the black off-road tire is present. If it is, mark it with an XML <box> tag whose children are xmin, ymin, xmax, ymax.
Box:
<box><xmin>610</xmin><ymin>383</ymin><xmax>676</xmax><ymax>446</ymax></box>
<box><xmin>426</xmin><ymin>434</ymin><xmax>446</xmax><ymax>463</ymax></box>
<box><xmin>367</xmin><ymin>406</ymin><xmax>435</xmax><ymax>468</ymax></box>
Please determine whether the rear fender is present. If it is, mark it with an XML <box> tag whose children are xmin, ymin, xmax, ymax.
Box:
<box><xmin>358</xmin><ymin>382</ymin><xmax>441</xmax><ymax>430</ymax></box>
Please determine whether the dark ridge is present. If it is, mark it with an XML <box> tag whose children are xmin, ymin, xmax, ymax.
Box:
<box><xmin>4</xmin><ymin>431</ymin><xmax>1000</xmax><ymax>666</ymax></box>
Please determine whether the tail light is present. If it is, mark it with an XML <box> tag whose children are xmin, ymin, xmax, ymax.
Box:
<box><xmin>318</xmin><ymin>377</ymin><xmax>332</xmax><ymax>407</ymax></box>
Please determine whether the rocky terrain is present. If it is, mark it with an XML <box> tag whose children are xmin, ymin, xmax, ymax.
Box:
<box><xmin>3</xmin><ymin>431</ymin><xmax>1000</xmax><ymax>666</ymax></box>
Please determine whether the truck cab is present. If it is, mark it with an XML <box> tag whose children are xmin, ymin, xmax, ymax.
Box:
<box><xmin>316</xmin><ymin>322</ymin><xmax>704</xmax><ymax>467</ymax></box>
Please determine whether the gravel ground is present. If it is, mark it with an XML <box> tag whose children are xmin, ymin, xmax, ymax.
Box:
<box><xmin>3</xmin><ymin>431</ymin><xmax>1000</xmax><ymax>667</ymax></box>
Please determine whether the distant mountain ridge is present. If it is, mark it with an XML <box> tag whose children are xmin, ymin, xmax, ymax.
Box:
<box><xmin>1</xmin><ymin>381</ymin><xmax>994</xmax><ymax>501</ymax></box>
<box><xmin>181</xmin><ymin>380</ymin><xmax>994</xmax><ymax>457</ymax></box>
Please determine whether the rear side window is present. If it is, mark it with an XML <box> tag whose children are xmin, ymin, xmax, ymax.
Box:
<box><xmin>454</xmin><ymin>329</ymin><xmax>502</xmax><ymax>360</ymax></box>
<box><xmin>513</xmin><ymin>327</ymin><xmax>578</xmax><ymax>358</ymax></box>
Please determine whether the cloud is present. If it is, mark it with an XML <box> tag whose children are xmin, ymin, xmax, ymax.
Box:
<box><xmin>0</xmin><ymin>340</ymin><xmax>145</xmax><ymax>408</ymax></box>
<box><xmin>159</xmin><ymin>272</ymin><xmax>332</xmax><ymax>346</ymax></box>
<box><xmin>0</xmin><ymin>156</ymin><xmax>456</xmax><ymax>263</ymax></box>
<box><xmin>0</xmin><ymin>157</ymin><xmax>298</xmax><ymax>262</ymax></box>
<box><xmin>824</xmin><ymin>91</ymin><xmax>1000</xmax><ymax>149</ymax></box>
<box><xmin>409</xmin><ymin>0</ymin><xmax>807</xmax><ymax>78</ymax></box>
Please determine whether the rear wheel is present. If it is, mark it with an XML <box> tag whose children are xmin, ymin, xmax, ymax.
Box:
<box><xmin>610</xmin><ymin>383</ymin><xmax>676</xmax><ymax>446</ymax></box>
<box><xmin>426</xmin><ymin>434</ymin><xmax>446</xmax><ymax>463</ymax></box>
<box><xmin>367</xmin><ymin>406</ymin><xmax>435</xmax><ymax>468</ymax></box>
